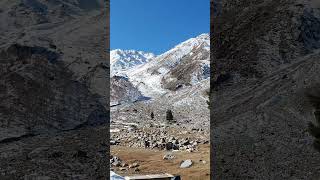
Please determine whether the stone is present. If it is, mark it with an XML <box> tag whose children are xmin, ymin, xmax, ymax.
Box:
<box><xmin>186</xmin><ymin>148</ymin><xmax>193</xmax><ymax>153</ymax></box>
<box><xmin>110</xmin><ymin>156</ymin><xmax>122</xmax><ymax>167</ymax></box>
<box><xmin>119</xmin><ymin>167</ymin><xmax>127</xmax><ymax>171</ymax></box>
<box><xmin>110</xmin><ymin>140</ymin><xmax>120</xmax><ymax>145</ymax></box>
<box><xmin>172</xmin><ymin>139</ymin><xmax>179</xmax><ymax>144</ymax></box>
<box><xmin>128</xmin><ymin>127</ymin><xmax>134</xmax><ymax>132</ymax></box>
<box><xmin>112</xmin><ymin>161</ymin><xmax>121</xmax><ymax>167</ymax></box>
<box><xmin>163</xmin><ymin>153</ymin><xmax>175</xmax><ymax>160</ymax></box>
<box><xmin>134</xmin><ymin>168</ymin><xmax>140</xmax><ymax>172</ymax></box>
<box><xmin>202</xmin><ymin>140</ymin><xmax>209</xmax><ymax>144</ymax></box>
<box><xmin>182</xmin><ymin>140</ymin><xmax>190</xmax><ymax>146</ymax></box>
<box><xmin>129</xmin><ymin>162</ymin><xmax>139</xmax><ymax>168</ymax></box>
<box><xmin>121</xmin><ymin>163</ymin><xmax>128</xmax><ymax>167</ymax></box>
<box><xmin>144</xmin><ymin>141</ymin><xmax>150</xmax><ymax>148</ymax></box>
<box><xmin>173</xmin><ymin>144</ymin><xmax>180</xmax><ymax>150</ymax></box>
<box><xmin>165</xmin><ymin>142</ymin><xmax>174</xmax><ymax>150</ymax></box>
<box><xmin>168</xmin><ymin>137</ymin><xmax>175</xmax><ymax>142</ymax></box>
<box><xmin>199</xmin><ymin>159</ymin><xmax>206</xmax><ymax>164</ymax></box>
<box><xmin>180</xmin><ymin>159</ymin><xmax>193</xmax><ymax>168</ymax></box>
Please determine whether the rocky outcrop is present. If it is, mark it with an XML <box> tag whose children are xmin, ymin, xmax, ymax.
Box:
<box><xmin>110</xmin><ymin>76</ymin><xmax>144</xmax><ymax>106</ymax></box>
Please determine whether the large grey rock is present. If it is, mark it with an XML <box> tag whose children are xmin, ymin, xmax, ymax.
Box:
<box><xmin>180</xmin><ymin>159</ymin><xmax>192</xmax><ymax>168</ymax></box>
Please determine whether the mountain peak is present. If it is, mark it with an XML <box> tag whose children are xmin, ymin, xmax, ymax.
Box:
<box><xmin>196</xmin><ymin>33</ymin><xmax>209</xmax><ymax>39</ymax></box>
<box><xmin>110</xmin><ymin>49</ymin><xmax>156</xmax><ymax>75</ymax></box>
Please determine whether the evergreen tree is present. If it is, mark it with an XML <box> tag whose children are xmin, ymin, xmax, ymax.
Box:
<box><xmin>206</xmin><ymin>90</ymin><xmax>211</xmax><ymax>109</ymax></box>
<box><xmin>166</xmin><ymin>109</ymin><xmax>174</xmax><ymax>122</ymax></box>
<box><xmin>150</xmin><ymin>112</ymin><xmax>154</xmax><ymax>119</ymax></box>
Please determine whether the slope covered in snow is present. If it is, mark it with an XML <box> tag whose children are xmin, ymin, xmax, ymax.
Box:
<box><xmin>110</xmin><ymin>49</ymin><xmax>155</xmax><ymax>76</ymax></box>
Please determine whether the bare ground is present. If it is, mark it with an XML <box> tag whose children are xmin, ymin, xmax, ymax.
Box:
<box><xmin>111</xmin><ymin>144</ymin><xmax>210</xmax><ymax>180</ymax></box>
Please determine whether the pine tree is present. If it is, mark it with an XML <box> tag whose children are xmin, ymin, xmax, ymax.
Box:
<box><xmin>206</xmin><ymin>90</ymin><xmax>211</xmax><ymax>109</ymax></box>
<box><xmin>166</xmin><ymin>109</ymin><xmax>174</xmax><ymax>123</ymax></box>
<box><xmin>151</xmin><ymin>112</ymin><xmax>154</xmax><ymax>119</ymax></box>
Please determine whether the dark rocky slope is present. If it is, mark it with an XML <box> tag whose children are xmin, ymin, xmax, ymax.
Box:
<box><xmin>0</xmin><ymin>0</ymin><xmax>109</xmax><ymax>178</ymax></box>
<box><xmin>212</xmin><ymin>0</ymin><xmax>320</xmax><ymax>81</ymax></box>
<box><xmin>211</xmin><ymin>0</ymin><xmax>320</xmax><ymax>179</ymax></box>
<box><xmin>0</xmin><ymin>44</ymin><xmax>108</xmax><ymax>142</ymax></box>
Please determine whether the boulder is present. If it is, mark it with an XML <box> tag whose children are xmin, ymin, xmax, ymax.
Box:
<box><xmin>180</xmin><ymin>159</ymin><xmax>193</xmax><ymax>168</ymax></box>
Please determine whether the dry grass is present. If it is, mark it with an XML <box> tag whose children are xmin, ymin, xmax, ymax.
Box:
<box><xmin>111</xmin><ymin>144</ymin><xmax>210</xmax><ymax>180</ymax></box>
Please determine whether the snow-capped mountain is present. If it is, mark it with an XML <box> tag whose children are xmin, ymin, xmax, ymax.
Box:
<box><xmin>110</xmin><ymin>49</ymin><xmax>155</xmax><ymax>76</ymax></box>
<box><xmin>110</xmin><ymin>33</ymin><xmax>210</xmax><ymax>104</ymax></box>
<box><xmin>127</xmin><ymin>33</ymin><xmax>210</xmax><ymax>97</ymax></box>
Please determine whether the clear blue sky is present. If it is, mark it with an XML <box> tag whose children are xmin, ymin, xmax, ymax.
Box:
<box><xmin>110</xmin><ymin>0</ymin><xmax>210</xmax><ymax>55</ymax></box>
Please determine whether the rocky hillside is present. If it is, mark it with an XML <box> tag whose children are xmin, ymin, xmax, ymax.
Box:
<box><xmin>0</xmin><ymin>0</ymin><xmax>109</xmax><ymax>179</ymax></box>
<box><xmin>0</xmin><ymin>44</ymin><xmax>108</xmax><ymax>142</ymax></box>
<box><xmin>212</xmin><ymin>0</ymin><xmax>320</xmax><ymax>82</ymax></box>
<box><xmin>212</xmin><ymin>0</ymin><xmax>320</xmax><ymax>179</ymax></box>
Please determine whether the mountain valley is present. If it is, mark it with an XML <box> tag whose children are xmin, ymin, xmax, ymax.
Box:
<box><xmin>110</xmin><ymin>33</ymin><xmax>211</xmax><ymax>178</ymax></box>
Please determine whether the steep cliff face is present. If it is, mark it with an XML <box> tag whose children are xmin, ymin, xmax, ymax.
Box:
<box><xmin>212</xmin><ymin>0</ymin><xmax>320</xmax><ymax>179</ymax></box>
